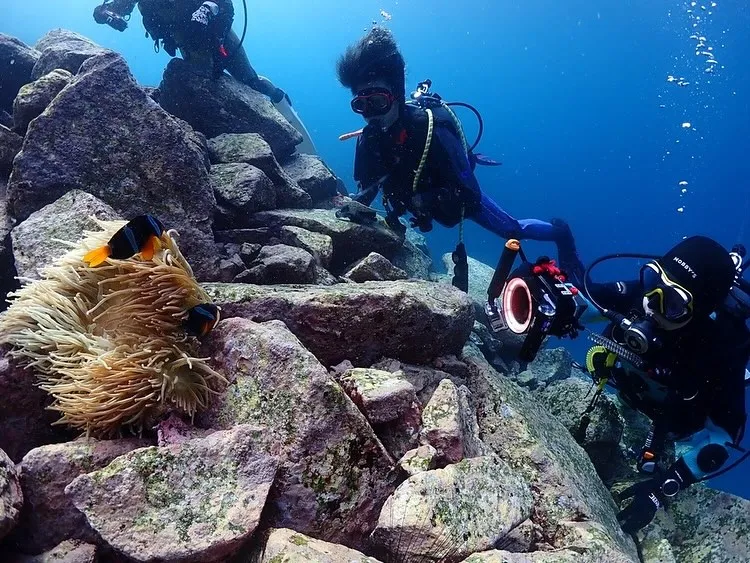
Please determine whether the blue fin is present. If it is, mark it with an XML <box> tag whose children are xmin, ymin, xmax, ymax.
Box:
<box><xmin>472</xmin><ymin>153</ymin><xmax>503</xmax><ymax>166</ymax></box>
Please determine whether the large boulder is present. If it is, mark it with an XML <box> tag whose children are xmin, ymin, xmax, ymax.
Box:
<box><xmin>537</xmin><ymin>377</ymin><xmax>629</xmax><ymax>486</ymax></box>
<box><xmin>204</xmin><ymin>280</ymin><xmax>475</xmax><ymax>366</ymax></box>
<box><xmin>210</xmin><ymin>163</ymin><xmax>276</xmax><ymax>228</ymax></box>
<box><xmin>0</xmin><ymin>125</ymin><xmax>22</xmax><ymax>178</ymax></box>
<box><xmin>159</xmin><ymin>58</ymin><xmax>302</xmax><ymax>157</ymax></box>
<box><xmin>514</xmin><ymin>347</ymin><xmax>574</xmax><ymax>390</ymax></box>
<box><xmin>10</xmin><ymin>190</ymin><xmax>120</xmax><ymax>280</ymax></box>
<box><xmin>248</xmin><ymin>209</ymin><xmax>404</xmax><ymax>272</ymax></box>
<box><xmin>392</xmin><ymin>228</ymin><xmax>432</xmax><ymax>280</ymax></box>
<box><xmin>208</xmin><ymin>133</ymin><xmax>311</xmax><ymax>208</ymax></box>
<box><xmin>236</xmin><ymin>244</ymin><xmax>316</xmax><ymax>284</ymax></box>
<box><xmin>11</xmin><ymin>438</ymin><xmax>151</xmax><ymax>554</ymax></box>
<box><xmin>0</xmin><ymin>448</ymin><xmax>22</xmax><ymax>541</ymax></box>
<box><xmin>12</xmin><ymin>69</ymin><xmax>73</xmax><ymax>134</ymax></box>
<box><xmin>66</xmin><ymin>425</ymin><xmax>278</xmax><ymax>563</ymax></box>
<box><xmin>339</xmin><ymin>368</ymin><xmax>419</xmax><ymax>425</ymax></box>
<box><xmin>0</xmin><ymin>34</ymin><xmax>40</xmax><ymax>115</ymax></box>
<box><xmin>196</xmin><ymin>318</ymin><xmax>398</xmax><ymax>548</ymax></box>
<box><xmin>6</xmin><ymin>52</ymin><xmax>218</xmax><ymax>279</ymax></box>
<box><xmin>0</xmin><ymin>351</ymin><xmax>71</xmax><ymax>463</ymax></box>
<box><xmin>259</xmin><ymin>529</ymin><xmax>382</xmax><ymax>563</ymax></box>
<box><xmin>643</xmin><ymin>486</ymin><xmax>750</xmax><ymax>563</ymax></box>
<box><xmin>31</xmin><ymin>30</ymin><xmax>109</xmax><ymax>80</ymax></box>
<box><xmin>344</xmin><ymin>252</ymin><xmax>409</xmax><ymax>283</ymax></box>
<box><xmin>372</xmin><ymin>455</ymin><xmax>533</xmax><ymax>562</ymax></box>
<box><xmin>445</xmin><ymin>345</ymin><xmax>639</xmax><ymax>561</ymax></box>
<box><xmin>281</xmin><ymin>153</ymin><xmax>339</xmax><ymax>203</ymax></box>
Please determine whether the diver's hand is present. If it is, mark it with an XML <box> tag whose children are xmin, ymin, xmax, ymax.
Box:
<box><xmin>616</xmin><ymin>479</ymin><xmax>663</xmax><ymax>534</ymax></box>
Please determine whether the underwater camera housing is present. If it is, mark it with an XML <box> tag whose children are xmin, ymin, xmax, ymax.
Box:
<box><xmin>484</xmin><ymin>240</ymin><xmax>587</xmax><ymax>362</ymax></box>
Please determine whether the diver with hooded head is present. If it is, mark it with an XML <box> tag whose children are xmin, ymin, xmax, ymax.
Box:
<box><xmin>580</xmin><ymin>235</ymin><xmax>749</xmax><ymax>534</ymax></box>
<box><xmin>335</xmin><ymin>27</ymin><xmax>584</xmax><ymax>283</ymax></box>
<box><xmin>93</xmin><ymin>0</ymin><xmax>317</xmax><ymax>154</ymax></box>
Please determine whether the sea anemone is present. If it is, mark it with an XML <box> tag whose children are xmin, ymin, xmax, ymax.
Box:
<box><xmin>0</xmin><ymin>218</ymin><xmax>226</xmax><ymax>437</ymax></box>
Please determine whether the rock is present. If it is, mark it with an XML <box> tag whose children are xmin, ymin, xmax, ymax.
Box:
<box><xmin>248</xmin><ymin>209</ymin><xmax>404</xmax><ymax>272</ymax></box>
<box><xmin>196</xmin><ymin>318</ymin><xmax>397</xmax><ymax>548</ymax></box>
<box><xmin>313</xmin><ymin>264</ymin><xmax>339</xmax><ymax>286</ymax></box>
<box><xmin>0</xmin><ymin>448</ymin><xmax>22</xmax><ymax>541</ymax></box>
<box><xmin>281</xmin><ymin>153</ymin><xmax>338</xmax><ymax>203</ymax></box>
<box><xmin>372</xmin><ymin>455</ymin><xmax>533</xmax><ymax>562</ymax></box>
<box><xmin>344</xmin><ymin>252</ymin><xmax>409</xmax><ymax>282</ymax></box>
<box><xmin>398</xmin><ymin>445</ymin><xmax>438</xmax><ymax>476</ymax></box>
<box><xmin>5</xmin><ymin>540</ymin><xmax>98</xmax><ymax>563</ymax></box>
<box><xmin>370</xmin><ymin>359</ymin><xmax>464</xmax><ymax>404</ymax></box>
<box><xmin>421</xmin><ymin>379</ymin><xmax>485</xmax><ymax>465</ymax></box>
<box><xmin>204</xmin><ymin>280</ymin><xmax>475</xmax><ymax>366</ymax></box>
<box><xmin>31</xmin><ymin>30</ymin><xmax>109</xmax><ymax>80</ymax></box>
<box><xmin>0</xmin><ymin>34</ymin><xmax>40</xmax><ymax>114</ymax></box>
<box><xmin>340</xmin><ymin>368</ymin><xmax>418</xmax><ymax>424</ymax></box>
<box><xmin>160</xmin><ymin>58</ymin><xmax>302</xmax><ymax>157</ymax></box>
<box><xmin>208</xmin><ymin>133</ymin><xmax>311</xmax><ymax>208</ymax></box>
<box><xmin>0</xmin><ymin>111</ymin><xmax>12</xmax><ymax>128</ymax></box>
<box><xmin>7</xmin><ymin>52</ymin><xmax>218</xmax><ymax>279</ymax></box>
<box><xmin>215</xmin><ymin>228</ymin><xmax>270</xmax><ymax>246</ymax></box>
<box><xmin>392</xmin><ymin>228</ymin><xmax>432</xmax><ymax>280</ymax></box>
<box><xmin>470</xmin><ymin>321</ymin><xmax>513</xmax><ymax>374</ymax></box>
<box><xmin>0</xmin><ymin>351</ymin><xmax>71</xmax><ymax>463</ymax></box>
<box><xmin>218</xmin><ymin>253</ymin><xmax>247</xmax><ymax>283</ymax></box>
<box><xmin>515</xmin><ymin>348</ymin><xmax>574</xmax><ymax>390</ymax></box>
<box><xmin>462</xmin><ymin>549</ymin><xmax>583</xmax><ymax>562</ymax></box>
<box><xmin>11</xmin><ymin>438</ymin><xmax>150</xmax><ymax>554</ymax></box>
<box><xmin>1</xmin><ymin>180</ymin><xmax>17</xmax><ymax>310</ymax></box>
<box><xmin>12</xmin><ymin>69</ymin><xmax>73</xmax><ymax>134</ymax></box>
<box><xmin>0</xmin><ymin>125</ymin><xmax>22</xmax><ymax>177</ymax></box>
<box><xmin>645</xmin><ymin>485</ymin><xmax>750</xmax><ymax>563</ymax></box>
<box><xmin>66</xmin><ymin>425</ymin><xmax>278</xmax><ymax>563</ymax></box>
<box><xmin>537</xmin><ymin>377</ymin><xmax>629</xmax><ymax>486</ymax></box>
<box><xmin>448</xmin><ymin>345</ymin><xmax>639</xmax><ymax>560</ymax></box>
<box><xmin>639</xmin><ymin>538</ymin><xmax>678</xmax><ymax>563</ymax></box>
<box><xmin>238</xmin><ymin>244</ymin><xmax>316</xmax><ymax>284</ymax></box>
<box><xmin>11</xmin><ymin>190</ymin><xmax>120</xmax><ymax>280</ymax></box>
<box><xmin>259</xmin><ymin>528</ymin><xmax>383</xmax><ymax>563</ymax></box>
<box><xmin>274</xmin><ymin>225</ymin><xmax>333</xmax><ymax>269</ymax></box>
<box><xmin>210</xmin><ymin>163</ymin><xmax>276</xmax><ymax>229</ymax></box>
<box><xmin>442</xmin><ymin>253</ymin><xmax>495</xmax><ymax>306</ymax></box>
<box><xmin>239</xmin><ymin>242</ymin><xmax>262</xmax><ymax>265</ymax></box>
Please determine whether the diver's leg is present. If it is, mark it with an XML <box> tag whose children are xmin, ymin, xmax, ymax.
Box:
<box><xmin>470</xmin><ymin>193</ymin><xmax>585</xmax><ymax>283</ymax></box>
<box><xmin>222</xmin><ymin>30</ymin><xmax>274</xmax><ymax>93</ymax></box>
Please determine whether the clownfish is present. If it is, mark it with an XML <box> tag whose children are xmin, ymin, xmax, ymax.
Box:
<box><xmin>83</xmin><ymin>214</ymin><xmax>166</xmax><ymax>267</ymax></box>
<box><xmin>185</xmin><ymin>303</ymin><xmax>220</xmax><ymax>337</ymax></box>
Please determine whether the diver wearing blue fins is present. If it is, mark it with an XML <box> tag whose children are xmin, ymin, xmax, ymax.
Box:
<box><xmin>335</xmin><ymin>27</ymin><xmax>585</xmax><ymax>290</ymax></box>
<box><xmin>93</xmin><ymin>0</ymin><xmax>317</xmax><ymax>154</ymax></box>
<box><xmin>484</xmin><ymin>234</ymin><xmax>750</xmax><ymax>535</ymax></box>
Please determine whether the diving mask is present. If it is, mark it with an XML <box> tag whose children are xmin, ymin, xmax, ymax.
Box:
<box><xmin>640</xmin><ymin>262</ymin><xmax>694</xmax><ymax>323</ymax></box>
<box><xmin>351</xmin><ymin>87</ymin><xmax>395</xmax><ymax>117</ymax></box>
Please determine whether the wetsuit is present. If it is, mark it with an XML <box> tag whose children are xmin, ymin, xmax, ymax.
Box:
<box><xmin>585</xmin><ymin>279</ymin><xmax>748</xmax><ymax>531</ymax></box>
<box><xmin>94</xmin><ymin>0</ymin><xmax>284</xmax><ymax>101</ymax></box>
<box><xmin>352</xmin><ymin>103</ymin><xmax>579</xmax><ymax>259</ymax></box>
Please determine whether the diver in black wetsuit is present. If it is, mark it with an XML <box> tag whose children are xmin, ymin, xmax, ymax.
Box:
<box><xmin>93</xmin><ymin>0</ymin><xmax>317</xmax><ymax>153</ymax></box>
<box><xmin>335</xmin><ymin>27</ymin><xmax>584</xmax><ymax>282</ymax></box>
<box><xmin>582</xmin><ymin>236</ymin><xmax>748</xmax><ymax>534</ymax></box>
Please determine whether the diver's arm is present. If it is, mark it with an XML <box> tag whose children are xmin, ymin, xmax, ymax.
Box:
<box><xmin>584</xmin><ymin>280</ymin><xmax>641</xmax><ymax>315</ymax></box>
<box><xmin>352</xmin><ymin>134</ymin><xmax>388</xmax><ymax>206</ymax></box>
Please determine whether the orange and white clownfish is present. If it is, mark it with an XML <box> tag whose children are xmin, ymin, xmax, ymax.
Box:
<box><xmin>83</xmin><ymin>214</ymin><xmax>166</xmax><ymax>267</ymax></box>
<box><xmin>185</xmin><ymin>303</ymin><xmax>221</xmax><ymax>337</ymax></box>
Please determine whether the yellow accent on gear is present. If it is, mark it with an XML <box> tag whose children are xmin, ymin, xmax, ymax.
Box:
<box><xmin>413</xmin><ymin>108</ymin><xmax>434</xmax><ymax>193</ymax></box>
<box><xmin>585</xmin><ymin>345</ymin><xmax>617</xmax><ymax>373</ymax></box>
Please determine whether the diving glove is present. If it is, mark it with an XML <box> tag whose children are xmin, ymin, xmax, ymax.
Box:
<box><xmin>616</xmin><ymin>458</ymin><xmax>696</xmax><ymax>534</ymax></box>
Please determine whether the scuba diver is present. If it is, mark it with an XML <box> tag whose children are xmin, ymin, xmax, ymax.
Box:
<box><xmin>579</xmin><ymin>235</ymin><xmax>749</xmax><ymax>534</ymax></box>
<box><xmin>335</xmin><ymin>27</ymin><xmax>584</xmax><ymax>284</ymax></box>
<box><xmin>93</xmin><ymin>0</ymin><xmax>317</xmax><ymax>154</ymax></box>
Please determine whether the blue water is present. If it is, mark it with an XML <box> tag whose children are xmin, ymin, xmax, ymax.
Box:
<box><xmin>6</xmin><ymin>1</ymin><xmax>750</xmax><ymax>497</ymax></box>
